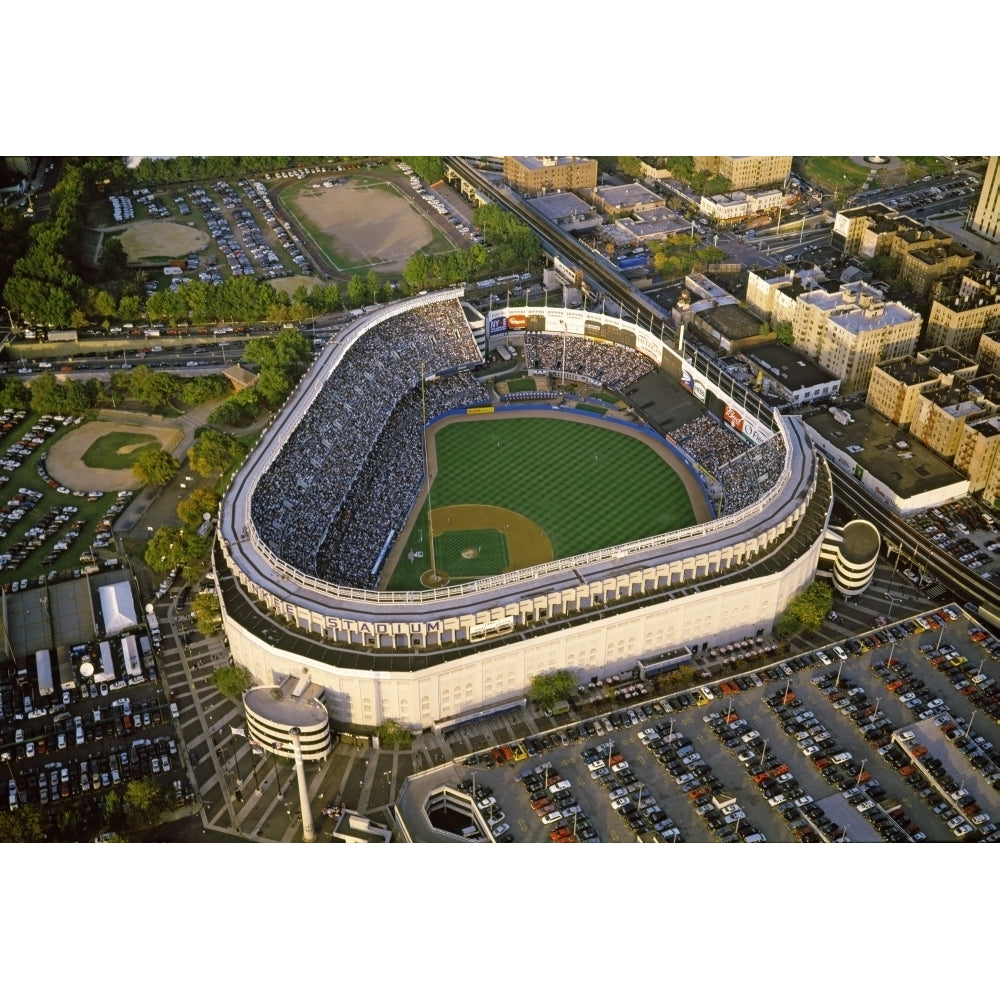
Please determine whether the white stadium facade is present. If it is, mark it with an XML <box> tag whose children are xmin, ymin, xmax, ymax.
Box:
<box><xmin>216</xmin><ymin>288</ymin><xmax>833</xmax><ymax>732</ymax></box>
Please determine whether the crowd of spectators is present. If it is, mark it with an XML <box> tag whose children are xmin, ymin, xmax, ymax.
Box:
<box><xmin>672</xmin><ymin>414</ymin><xmax>786</xmax><ymax>515</ymax></box>
<box><xmin>524</xmin><ymin>332</ymin><xmax>654</xmax><ymax>390</ymax></box>
<box><xmin>250</xmin><ymin>300</ymin><xmax>483</xmax><ymax>576</ymax></box>
<box><xmin>317</xmin><ymin>371</ymin><xmax>488</xmax><ymax>587</ymax></box>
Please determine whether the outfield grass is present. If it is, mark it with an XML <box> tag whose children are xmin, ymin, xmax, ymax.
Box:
<box><xmin>387</xmin><ymin>415</ymin><xmax>699</xmax><ymax>588</ymax></box>
<box><xmin>81</xmin><ymin>431</ymin><xmax>160</xmax><ymax>470</ymax></box>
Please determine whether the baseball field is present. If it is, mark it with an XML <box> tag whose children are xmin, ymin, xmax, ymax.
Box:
<box><xmin>383</xmin><ymin>412</ymin><xmax>708</xmax><ymax>590</ymax></box>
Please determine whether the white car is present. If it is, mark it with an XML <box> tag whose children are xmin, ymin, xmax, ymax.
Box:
<box><xmin>541</xmin><ymin>810</ymin><xmax>564</xmax><ymax>824</ymax></box>
<box><xmin>492</xmin><ymin>823</ymin><xmax>510</xmax><ymax>838</ymax></box>
<box><xmin>476</xmin><ymin>796</ymin><xmax>496</xmax><ymax>811</ymax></box>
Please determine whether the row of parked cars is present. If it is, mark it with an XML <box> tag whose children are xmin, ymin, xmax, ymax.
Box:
<box><xmin>518</xmin><ymin>765</ymin><xmax>597</xmax><ymax>843</ymax></box>
<box><xmin>454</xmin><ymin>777</ymin><xmax>512</xmax><ymax>841</ymax></box>
<box><xmin>644</xmin><ymin>721</ymin><xmax>765</xmax><ymax>842</ymax></box>
<box><xmin>762</xmin><ymin>683</ymin><xmax>927</xmax><ymax>842</ymax></box>
<box><xmin>585</xmin><ymin>739</ymin><xmax>681</xmax><ymax>842</ymax></box>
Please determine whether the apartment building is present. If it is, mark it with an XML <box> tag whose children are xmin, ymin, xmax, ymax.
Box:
<box><xmin>953</xmin><ymin>415</ymin><xmax>1000</xmax><ymax>505</ymax></box>
<box><xmin>925</xmin><ymin>268</ymin><xmax>1000</xmax><ymax>355</ymax></box>
<box><xmin>792</xmin><ymin>282</ymin><xmax>922</xmax><ymax>396</ymax></box>
<box><xmin>692</xmin><ymin>156</ymin><xmax>792</xmax><ymax>191</ymax></box>
<box><xmin>745</xmin><ymin>264</ymin><xmax>827</xmax><ymax>324</ymax></box>
<box><xmin>889</xmin><ymin>226</ymin><xmax>975</xmax><ymax>296</ymax></box>
<box><xmin>909</xmin><ymin>374</ymin><xmax>1000</xmax><ymax>461</ymax></box>
<box><xmin>502</xmin><ymin>156</ymin><xmax>598</xmax><ymax>195</ymax></box>
<box><xmin>866</xmin><ymin>348</ymin><xmax>978</xmax><ymax>428</ymax></box>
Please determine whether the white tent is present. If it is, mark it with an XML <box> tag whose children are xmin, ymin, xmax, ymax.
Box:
<box><xmin>99</xmin><ymin>581</ymin><xmax>138</xmax><ymax>636</ymax></box>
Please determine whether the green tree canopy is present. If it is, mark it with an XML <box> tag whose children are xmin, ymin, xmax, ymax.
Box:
<box><xmin>177</xmin><ymin>487</ymin><xmax>220</xmax><ymax>529</ymax></box>
<box><xmin>211</xmin><ymin>664</ymin><xmax>254</xmax><ymax>700</ymax></box>
<box><xmin>128</xmin><ymin>365</ymin><xmax>179</xmax><ymax>408</ymax></box>
<box><xmin>188</xmin><ymin>428</ymin><xmax>247</xmax><ymax>478</ymax></box>
<box><xmin>0</xmin><ymin>803</ymin><xmax>46</xmax><ymax>842</ymax></box>
<box><xmin>123</xmin><ymin>777</ymin><xmax>169</xmax><ymax>828</ymax></box>
<box><xmin>527</xmin><ymin>669</ymin><xmax>577</xmax><ymax>710</ymax></box>
<box><xmin>192</xmin><ymin>591</ymin><xmax>222</xmax><ymax>635</ymax></box>
<box><xmin>775</xmin><ymin>581</ymin><xmax>834</xmax><ymax>638</ymax></box>
<box><xmin>132</xmin><ymin>447</ymin><xmax>180</xmax><ymax>486</ymax></box>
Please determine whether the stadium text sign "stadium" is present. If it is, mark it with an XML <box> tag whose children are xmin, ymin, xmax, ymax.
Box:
<box><xmin>324</xmin><ymin>616</ymin><xmax>446</xmax><ymax>636</ymax></box>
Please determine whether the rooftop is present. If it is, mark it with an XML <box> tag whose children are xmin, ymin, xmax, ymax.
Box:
<box><xmin>878</xmin><ymin>348</ymin><xmax>976</xmax><ymax>386</ymax></box>
<box><xmin>530</xmin><ymin>190</ymin><xmax>597</xmax><ymax>221</ymax></box>
<box><xmin>840</xmin><ymin>519</ymin><xmax>880</xmax><ymax>563</ymax></box>
<box><xmin>803</xmin><ymin>405</ymin><xmax>965</xmax><ymax>499</ymax></box>
<box><xmin>802</xmin><ymin>282</ymin><xmax>919</xmax><ymax>335</ymax></box>
<box><xmin>509</xmin><ymin>155</ymin><xmax>595</xmax><ymax>171</ymax></box>
<box><xmin>594</xmin><ymin>182</ymin><xmax>663</xmax><ymax>209</ymax></box>
<box><xmin>742</xmin><ymin>341</ymin><xmax>839</xmax><ymax>391</ymax></box>
<box><xmin>244</xmin><ymin>676</ymin><xmax>329</xmax><ymax>728</ymax></box>
<box><xmin>909</xmin><ymin>243</ymin><xmax>975</xmax><ymax>267</ymax></box>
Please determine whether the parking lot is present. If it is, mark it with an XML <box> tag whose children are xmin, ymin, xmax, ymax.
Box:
<box><xmin>429</xmin><ymin>604</ymin><xmax>999</xmax><ymax>843</ymax></box>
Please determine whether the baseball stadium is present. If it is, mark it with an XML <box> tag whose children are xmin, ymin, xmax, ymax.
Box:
<box><xmin>216</xmin><ymin>288</ymin><xmax>833</xmax><ymax>731</ymax></box>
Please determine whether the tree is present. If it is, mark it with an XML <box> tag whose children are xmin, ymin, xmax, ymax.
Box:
<box><xmin>192</xmin><ymin>591</ymin><xmax>222</xmax><ymax>635</ymax></box>
<box><xmin>527</xmin><ymin>669</ymin><xmax>577</xmax><ymax>710</ymax></box>
<box><xmin>211</xmin><ymin>664</ymin><xmax>254</xmax><ymax>700</ymax></box>
<box><xmin>178</xmin><ymin>373</ymin><xmax>230</xmax><ymax>407</ymax></box>
<box><xmin>0</xmin><ymin>376</ymin><xmax>30</xmax><ymax>411</ymax></box>
<box><xmin>177</xmin><ymin>487</ymin><xmax>220</xmax><ymax>529</ymax></box>
<box><xmin>128</xmin><ymin>365</ymin><xmax>178</xmax><ymax>408</ymax></box>
<box><xmin>0</xmin><ymin>803</ymin><xmax>46</xmax><ymax>842</ymax></box>
<box><xmin>99</xmin><ymin>236</ymin><xmax>128</xmax><ymax>280</ymax></box>
<box><xmin>123</xmin><ymin>777</ymin><xmax>168</xmax><ymax>828</ymax></box>
<box><xmin>775</xmin><ymin>580</ymin><xmax>834</xmax><ymax>638</ymax></box>
<box><xmin>774</xmin><ymin>320</ymin><xmax>794</xmax><ymax>346</ymax></box>
<box><xmin>346</xmin><ymin>274</ymin><xmax>366</xmax><ymax>307</ymax></box>
<box><xmin>188</xmin><ymin>428</ymin><xmax>246</xmax><ymax>478</ymax></box>
<box><xmin>94</xmin><ymin>288</ymin><xmax>117</xmax><ymax>320</ymax></box>
<box><xmin>375</xmin><ymin>719</ymin><xmax>413</xmax><ymax>749</ymax></box>
<box><xmin>132</xmin><ymin>447</ymin><xmax>180</xmax><ymax>486</ymax></box>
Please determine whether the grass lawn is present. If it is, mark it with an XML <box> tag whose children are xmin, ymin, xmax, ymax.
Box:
<box><xmin>795</xmin><ymin>157</ymin><xmax>872</xmax><ymax>195</ymax></box>
<box><xmin>575</xmin><ymin>403</ymin><xmax>607</xmax><ymax>415</ymax></box>
<box><xmin>387</xmin><ymin>415</ymin><xmax>698</xmax><ymax>589</ymax></box>
<box><xmin>82</xmin><ymin>431</ymin><xmax>160</xmax><ymax>470</ymax></box>
<box><xmin>506</xmin><ymin>377</ymin><xmax>537</xmax><ymax>392</ymax></box>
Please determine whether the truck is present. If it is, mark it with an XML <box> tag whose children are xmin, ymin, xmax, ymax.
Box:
<box><xmin>35</xmin><ymin>649</ymin><xmax>54</xmax><ymax>698</ymax></box>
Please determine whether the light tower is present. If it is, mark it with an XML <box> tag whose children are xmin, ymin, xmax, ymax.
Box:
<box><xmin>289</xmin><ymin>727</ymin><xmax>315</xmax><ymax>843</ymax></box>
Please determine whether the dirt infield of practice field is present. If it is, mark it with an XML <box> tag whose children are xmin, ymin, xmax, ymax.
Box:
<box><xmin>289</xmin><ymin>180</ymin><xmax>433</xmax><ymax>273</ymax></box>
<box><xmin>46</xmin><ymin>418</ymin><xmax>184</xmax><ymax>491</ymax></box>
<box><xmin>116</xmin><ymin>220</ymin><xmax>211</xmax><ymax>262</ymax></box>
<box><xmin>381</xmin><ymin>408</ymin><xmax>712</xmax><ymax>590</ymax></box>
